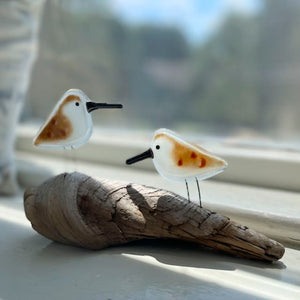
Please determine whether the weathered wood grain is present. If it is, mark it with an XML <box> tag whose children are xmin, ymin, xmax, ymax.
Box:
<box><xmin>24</xmin><ymin>172</ymin><xmax>285</xmax><ymax>261</ymax></box>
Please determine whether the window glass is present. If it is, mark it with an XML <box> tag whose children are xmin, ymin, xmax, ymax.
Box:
<box><xmin>25</xmin><ymin>0</ymin><xmax>300</xmax><ymax>151</ymax></box>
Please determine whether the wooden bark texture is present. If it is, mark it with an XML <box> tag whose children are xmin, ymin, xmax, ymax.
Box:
<box><xmin>24</xmin><ymin>172</ymin><xmax>285</xmax><ymax>262</ymax></box>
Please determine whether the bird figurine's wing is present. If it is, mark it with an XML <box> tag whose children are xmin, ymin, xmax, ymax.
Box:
<box><xmin>33</xmin><ymin>90</ymin><xmax>93</xmax><ymax>150</ymax></box>
<box><xmin>152</xmin><ymin>128</ymin><xmax>228</xmax><ymax>181</ymax></box>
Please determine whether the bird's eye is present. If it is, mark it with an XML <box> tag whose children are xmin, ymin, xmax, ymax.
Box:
<box><xmin>156</xmin><ymin>145</ymin><xmax>160</xmax><ymax>150</ymax></box>
<box><xmin>75</xmin><ymin>102</ymin><xmax>80</xmax><ymax>107</ymax></box>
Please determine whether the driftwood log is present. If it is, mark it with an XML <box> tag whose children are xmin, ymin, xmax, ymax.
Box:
<box><xmin>24</xmin><ymin>172</ymin><xmax>285</xmax><ymax>262</ymax></box>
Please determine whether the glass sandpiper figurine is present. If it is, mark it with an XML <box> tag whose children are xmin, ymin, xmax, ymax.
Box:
<box><xmin>33</xmin><ymin>89</ymin><xmax>122</xmax><ymax>149</ymax></box>
<box><xmin>126</xmin><ymin>128</ymin><xmax>228</xmax><ymax>208</ymax></box>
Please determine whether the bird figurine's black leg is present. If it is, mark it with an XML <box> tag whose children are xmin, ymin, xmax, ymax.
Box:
<box><xmin>195</xmin><ymin>177</ymin><xmax>202</xmax><ymax>208</ymax></box>
<box><xmin>185</xmin><ymin>179</ymin><xmax>190</xmax><ymax>202</ymax></box>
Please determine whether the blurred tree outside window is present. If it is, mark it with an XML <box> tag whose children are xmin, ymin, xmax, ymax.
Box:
<box><xmin>24</xmin><ymin>0</ymin><xmax>300</xmax><ymax>151</ymax></box>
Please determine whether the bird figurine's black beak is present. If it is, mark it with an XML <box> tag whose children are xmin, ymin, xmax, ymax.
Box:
<box><xmin>86</xmin><ymin>102</ymin><xmax>123</xmax><ymax>113</ymax></box>
<box><xmin>126</xmin><ymin>148</ymin><xmax>153</xmax><ymax>165</ymax></box>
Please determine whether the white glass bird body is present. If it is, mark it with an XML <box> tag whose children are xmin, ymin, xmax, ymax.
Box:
<box><xmin>33</xmin><ymin>89</ymin><xmax>122</xmax><ymax>150</ymax></box>
<box><xmin>126</xmin><ymin>128</ymin><xmax>228</xmax><ymax>206</ymax></box>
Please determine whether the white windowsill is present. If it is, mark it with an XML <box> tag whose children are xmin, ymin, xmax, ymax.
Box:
<box><xmin>3</xmin><ymin>125</ymin><xmax>300</xmax><ymax>298</ymax></box>
<box><xmin>1</xmin><ymin>164</ymin><xmax>300</xmax><ymax>299</ymax></box>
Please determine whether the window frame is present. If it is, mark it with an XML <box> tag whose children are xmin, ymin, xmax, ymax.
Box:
<box><xmin>16</xmin><ymin>123</ymin><xmax>300</xmax><ymax>193</ymax></box>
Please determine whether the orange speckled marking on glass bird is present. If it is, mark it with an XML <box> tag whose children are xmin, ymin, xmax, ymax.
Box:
<box><xmin>155</xmin><ymin>133</ymin><xmax>222</xmax><ymax>169</ymax></box>
<box><xmin>34</xmin><ymin>95</ymin><xmax>81</xmax><ymax>145</ymax></box>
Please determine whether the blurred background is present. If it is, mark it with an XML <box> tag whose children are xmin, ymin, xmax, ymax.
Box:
<box><xmin>23</xmin><ymin>0</ymin><xmax>300</xmax><ymax>150</ymax></box>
